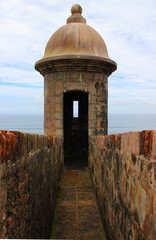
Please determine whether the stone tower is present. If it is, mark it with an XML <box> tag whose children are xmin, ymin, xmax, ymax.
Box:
<box><xmin>35</xmin><ymin>4</ymin><xmax>117</xmax><ymax>165</ymax></box>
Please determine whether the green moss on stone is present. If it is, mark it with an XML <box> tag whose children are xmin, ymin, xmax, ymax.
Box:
<box><xmin>50</xmin><ymin>184</ymin><xmax>62</xmax><ymax>239</ymax></box>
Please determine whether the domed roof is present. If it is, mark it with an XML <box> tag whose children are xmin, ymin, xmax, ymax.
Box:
<box><xmin>43</xmin><ymin>4</ymin><xmax>109</xmax><ymax>60</ymax></box>
<box><xmin>35</xmin><ymin>4</ymin><xmax>117</xmax><ymax>76</ymax></box>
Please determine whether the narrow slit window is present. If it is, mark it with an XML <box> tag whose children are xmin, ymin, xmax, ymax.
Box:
<box><xmin>73</xmin><ymin>101</ymin><xmax>79</xmax><ymax>118</ymax></box>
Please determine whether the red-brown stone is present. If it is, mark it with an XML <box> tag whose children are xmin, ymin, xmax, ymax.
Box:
<box><xmin>140</xmin><ymin>130</ymin><xmax>153</xmax><ymax>157</ymax></box>
<box><xmin>0</xmin><ymin>130</ymin><xmax>16</xmax><ymax>163</ymax></box>
<box><xmin>144</xmin><ymin>130</ymin><xmax>153</xmax><ymax>156</ymax></box>
<box><xmin>48</xmin><ymin>135</ymin><xmax>53</xmax><ymax>148</ymax></box>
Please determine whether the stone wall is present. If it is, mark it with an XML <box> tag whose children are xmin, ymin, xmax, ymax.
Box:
<box><xmin>44</xmin><ymin>70</ymin><xmax>108</xmax><ymax>136</ymax></box>
<box><xmin>0</xmin><ymin>130</ymin><xmax>63</xmax><ymax>239</ymax></box>
<box><xmin>89</xmin><ymin>130</ymin><xmax>156</xmax><ymax>240</ymax></box>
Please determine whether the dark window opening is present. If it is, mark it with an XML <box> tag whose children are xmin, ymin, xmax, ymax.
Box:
<box><xmin>63</xmin><ymin>91</ymin><xmax>88</xmax><ymax>169</ymax></box>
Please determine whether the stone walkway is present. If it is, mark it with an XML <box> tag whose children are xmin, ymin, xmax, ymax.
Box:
<box><xmin>53</xmin><ymin>168</ymin><xmax>106</xmax><ymax>240</ymax></box>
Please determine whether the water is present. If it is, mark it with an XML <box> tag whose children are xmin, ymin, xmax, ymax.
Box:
<box><xmin>0</xmin><ymin>113</ymin><xmax>156</xmax><ymax>135</ymax></box>
<box><xmin>108</xmin><ymin>113</ymin><xmax>156</xmax><ymax>134</ymax></box>
<box><xmin>0</xmin><ymin>114</ymin><xmax>44</xmax><ymax>135</ymax></box>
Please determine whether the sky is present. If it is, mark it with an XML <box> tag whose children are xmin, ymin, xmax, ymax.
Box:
<box><xmin>0</xmin><ymin>0</ymin><xmax>156</xmax><ymax>115</ymax></box>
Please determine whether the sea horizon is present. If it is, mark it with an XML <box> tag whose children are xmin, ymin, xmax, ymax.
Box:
<box><xmin>0</xmin><ymin>113</ymin><xmax>156</xmax><ymax>135</ymax></box>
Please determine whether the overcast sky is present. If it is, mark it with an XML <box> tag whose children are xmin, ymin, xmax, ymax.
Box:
<box><xmin>0</xmin><ymin>0</ymin><xmax>156</xmax><ymax>115</ymax></box>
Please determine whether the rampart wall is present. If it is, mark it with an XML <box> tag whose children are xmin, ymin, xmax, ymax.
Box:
<box><xmin>0</xmin><ymin>130</ymin><xmax>63</xmax><ymax>239</ymax></box>
<box><xmin>89</xmin><ymin>130</ymin><xmax>156</xmax><ymax>240</ymax></box>
<box><xmin>0</xmin><ymin>129</ymin><xmax>156</xmax><ymax>239</ymax></box>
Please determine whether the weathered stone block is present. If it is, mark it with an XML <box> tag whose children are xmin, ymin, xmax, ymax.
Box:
<box><xmin>121</xmin><ymin>132</ymin><xmax>140</xmax><ymax>155</ymax></box>
<box><xmin>55</xmin><ymin>103</ymin><xmax>63</xmax><ymax>113</ymax></box>
<box><xmin>55</xmin><ymin>129</ymin><xmax>63</xmax><ymax>136</ymax></box>
<box><xmin>65</xmin><ymin>71</ymin><xmax>81</xmax><ymax>80</ymax></box>
<box><xmin>65</xmin><ymin>81</ymin><xmax>87</xmax><ymax>91</ymax></box>
<box><xmin>55</xmin><ymin>81</ymin><xmax>64</xmax><ymax>95</ymax></box>
<box><xmin>55</xmin><ymin>95</ymin><xmax>62</xmax><ymax>104</ymax></box>
<box><xmin>88</xmin><ymin>120</ymin><xmax>96</xmax><ymax>128</ymax></box>
<box><xmin>89</xmin><ymin>111</ymin><xmax>97</xmax><ymax>120</ymax></box>
<box><xmin>55</xmin><ymin>120</ymin><xmax>62</xmax><ymax>129</ymax></box>
<box><xmin>88</xmin><ymin>83</ymin><xmax>96</xmax><ymax>95</ymax></box>
<box><xmin>56</xmin><ymin>112</ymin><xmax>62</xmax><ymax>120</ymax></box>
<box><xmin>94</xmin><ymin>73</ymin><xmax>103</xmax><ymax>81</ymax></box>
<box><xmin>54</xmin><ymin>72</ymin><xmax>64</xmax><ymax>80</ymax></box>
<box><xmin>89</xmin><ymin>104</ymin><xmax>96</xmax><ymax>112</ymax></box>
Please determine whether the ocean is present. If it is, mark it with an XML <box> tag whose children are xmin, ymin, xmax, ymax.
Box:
<box><xmin>0</xmin><ymin>113</ymin><xmax>156</xmax><ymax>135</ymax></box>
<box><xmin>108</xmin><ymin>113</ymin><xmax>156</xmax><ymax>134</ymax></box>
<box><xmin>0</xmin><ymin>114</ymin><xmax>44</xmax><ymax>135</ymax></box>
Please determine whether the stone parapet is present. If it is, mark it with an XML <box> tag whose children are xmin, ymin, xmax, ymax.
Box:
<box><xmin>0</xmin><ymin>130</ymin><xmax>64</xmax><ymax>239</ymax></box>
<box><xmin>89</xmin><ymin>130</ymin><xmax>156</xmax><ymax>240</ymax></box>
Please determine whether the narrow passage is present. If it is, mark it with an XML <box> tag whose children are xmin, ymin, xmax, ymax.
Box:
<box><xmin>53</xmin><ymin>168</ymin><xmax>106</xmax><ymax>240</ymax></box>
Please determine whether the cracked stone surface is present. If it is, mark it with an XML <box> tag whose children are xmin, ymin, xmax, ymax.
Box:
<box><xmin>54</xmin><ymin>168</ymin><xmax>106</xmax><ymax>240</ymax></box>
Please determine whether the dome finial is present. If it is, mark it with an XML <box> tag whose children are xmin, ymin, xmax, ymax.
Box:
<box><xmin>67</xmin><ymin>4</ymin><xmax>86</xmax><ymax>24</ymax></box>
<box><xmin>71</xmin><ymin>4</ymin><xmax>82</xmax><ymax>15</ymax></box>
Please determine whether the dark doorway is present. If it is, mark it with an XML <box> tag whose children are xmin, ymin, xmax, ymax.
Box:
<box><xmin>63</xmin><ymin>91</ymin><xmax>88</xmax><ymax>169</ymax></box>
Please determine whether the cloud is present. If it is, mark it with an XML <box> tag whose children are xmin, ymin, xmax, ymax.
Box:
<box><xmin>1</xmin><ymin>105</ymin><xmax>15</xmax><ymax>112</ymax></box>
<box><xmin>0</xmin><ymin>0</ymin><xmax>156</xmax><ymax>114</ymax></box>
<box><xmin>0</xmin><ymin>66</ymin><xmax>43</xmax><ymax>86</ymax></box>
<box><xmin>34</xmin><ymin>95</ymin><xmax>43</xmax><ymax>105</ymax></box>
<box><xmin>0</xmin><ymin>85</ymin><xmax>43</xmax><ymax>97</ymax></box>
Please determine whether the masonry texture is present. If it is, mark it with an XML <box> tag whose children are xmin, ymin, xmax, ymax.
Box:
<box><xmin>44</xmin><ymin>71</ymin><xmax>108</xmax><ymax>136</ymax></box>
<box><xmin>0</xmin><ymin>130</ymin><xmax>63</xmax><ymax>239</ymax></box>
<box><xmin>89</xmin><ymin>130</ymin><xmax>156</xmax><ymax>240</ymax></box>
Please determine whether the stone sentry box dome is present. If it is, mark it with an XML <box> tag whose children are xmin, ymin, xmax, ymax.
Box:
<box><xmin>35</xmin><ymin>4</ymin><xmax>117</xmax><ymax>144</ymax></box>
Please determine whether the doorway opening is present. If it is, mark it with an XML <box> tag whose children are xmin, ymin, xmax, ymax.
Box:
<box><xmin>63</xmin><ymin>91</ymin><xmax>88</xmax><ymax>169</ymax></box>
